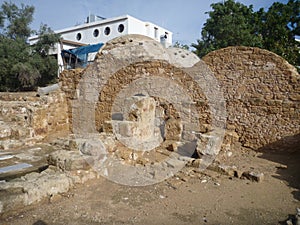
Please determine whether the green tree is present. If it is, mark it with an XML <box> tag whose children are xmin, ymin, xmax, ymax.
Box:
<box><xmin>192</xmin><ymin>0</ymin><xmax>263</xmax><ymax>57</ymax></box>
<box><xmin>0</xmin><ymin>36</ymin><xmax>28</xmax><ymax>90</ymax></box>
<box><xmin>192</xmin><ymin>0</ymin><xmax>300</xmax><ymax>69</ymax></box>
<box><xmin>0</xmin><ymin>1</ymin><xmax>59</xmax><ymax>91</ymax></box>
<box><xmin>34</xmin><ymin>24</ymin><xmax>60</xmax><ymax>57</ymax></box>
<box><xmin>0</xmin><ymin>1</ymin><xmax>34</xmax><ymax>39</ymax></box>
<box><xmin>258</xmin><ymin>0</ymin><xmax>300</xmax><ymax>67</ymax></box>
<box><xmin>32</xmin><ymin>24</ymin><xmax>60</xmax><ymax>87</ymax></box>
<box><xmin>173</xmin><ymin>41</ymin><xmax>190</xmax><ymax>50</ymax></box>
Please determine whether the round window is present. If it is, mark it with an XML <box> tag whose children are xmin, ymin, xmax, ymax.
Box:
<box><xmin>93</xmin><ymin>29</ymin><xmax>99</xmax><ymax>37</ymax></box>
<box><xmin>118</xmin><ymin>24</ymin><xmax>125</xmax><ymax>33</ymax></box>
<box><xmin>76</xmin><ymin>33</ymin><xmax>82</xmax><ymax>41</ymax></box>
<box><xmin>104</xmin><ymin>27</ymin><xmax>111</xmax><ymax>35</ymax></box>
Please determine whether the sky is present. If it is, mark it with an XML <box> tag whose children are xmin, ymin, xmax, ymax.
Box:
<box><xmin>2</xmin><ymin>0</ymin><xmax>288</xmax><ymax>46</ymax></box>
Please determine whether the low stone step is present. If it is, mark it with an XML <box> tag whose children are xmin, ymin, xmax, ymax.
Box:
<box><xmin>0</xmin><ymin>144</ymin><xmax>56</xmax><ymax>181</ymax></box>
<box><xmin>0</xmin><ymin>140</ymin><xmax>26</xmax><ymax>151</ymax></box>
<box><xmin>0</xmin><ymin>166</ymin><xmax>73</xmax><ymax>214</ymax></box>
<box><xmin>0</xmin><ymin>162</ymin><xmax>48</xmax><ymax>181</ymax></box>
<box><xmin>0</xmin><ymin>163</ymin><xmax>33</xmax><ymax>173</ymax></box>
<box><xmin>0</xmin><ymin>155</ymin><xmax>14</xmax><ymax>161</ymax></box>
<box><xmin>0</xmin><ymin>138</ymin><xmax>100</xmax><ymax>215</ymax></box>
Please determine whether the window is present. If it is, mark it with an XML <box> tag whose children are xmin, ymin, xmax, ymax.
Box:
<box><xmin>76</xmin><ymin>33</ymin><xmax>82</xmax><ymax>41</ymax></box>
<box><xmin>154</xmin><ymin>27</ymin><xmax>158</xmax><ymax>38</ymax></box>
<box><xmin>164</xmin><ymin>32</ymin><xmax>168</xmax><ymax>39</ymax></box>
<box><xmin>93</xmin><ymin>29</ymin><xmax>99</xmax><ymax>37</ymax></box>
<box><xmin>104</xmin><ymin>27</ymin><xmax>111</xmax><ymax>35</ymax></box>
<box><xmin>118</xmin><ymin>24</ymin><xmax>125</xmax><ymax>33</ymax></box>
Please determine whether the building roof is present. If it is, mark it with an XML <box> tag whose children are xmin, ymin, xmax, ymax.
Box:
<box><xmin>60</xmin><ymin>39</ymin><xmax>87</xmax><ymax>47</ymax></box>
<box><xmin>29</xmin><ymin>14</ymin><xmax>172</xmax><ymax>43</ymax></box>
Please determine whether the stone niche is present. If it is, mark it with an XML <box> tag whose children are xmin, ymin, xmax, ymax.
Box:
<box><xmin>60</xmin><ymin>34</ymin><xmax>299</xmax><ymax>154</ymax></box>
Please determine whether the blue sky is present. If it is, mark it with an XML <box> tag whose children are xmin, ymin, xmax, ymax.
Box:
<box><xmin>2</xmin><ymin>0</ymin><xmax>288</xmax><ymax>46</ymax></box>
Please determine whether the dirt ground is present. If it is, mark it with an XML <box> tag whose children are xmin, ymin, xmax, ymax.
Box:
<box><xmin>0</xmin><ymin>148</ymin><xmax>299</xmax><ymax>225</ymax></box>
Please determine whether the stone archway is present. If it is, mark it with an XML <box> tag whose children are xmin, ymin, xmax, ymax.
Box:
<box><xmin>60</xmin><ymin>36</ymin><xmax>299</xmax><ymax>185</ymax></box>
<box><xmin>61</xmin><ymin>35</ymin><xmax>227</xmax><ymax>185</ymax></box>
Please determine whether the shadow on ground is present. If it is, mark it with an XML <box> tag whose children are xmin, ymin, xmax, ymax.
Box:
<box><xmin>32</xmin><ymin>220</ymin><xmax>47</xmax><ymax>225</ymax></box>
<box><xmin>257</xmin><ymin>133</ymin><xmax>300</xmax><ymax>201</ymax></box>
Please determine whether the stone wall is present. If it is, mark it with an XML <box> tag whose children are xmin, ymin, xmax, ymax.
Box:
<box><xmin>60</xmin><ymin>68</ymin><xmax>84</xmax><ymax>132</ymax></box>
<box><xmin>202</xmin><ymin>46</ymin><xmax>300</xmax><ymax>150</ymax></box>
<box><xmin>0</xmin><ymin>90</ymin><xmax>69</xmax><ymax>149</ymax></box>
<box><xmin>59</xmin><ymin>35</ymin><xmax>223</xmax><ymax>156</ymax></box>
<box><xmin>94</xmin><ymin>60</ymin><xmax>211</xmax><ymax>134</ymax></box>
<box><xmin>59</xmin><ymin>35</ymin><xmax>299</xmax><ymax>154</ymax></box>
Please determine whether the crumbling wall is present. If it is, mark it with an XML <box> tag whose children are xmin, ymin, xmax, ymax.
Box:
<box><xmin>32</xmin><ymin>90</ymin><xmax>69</xmax><ymax>139</ymax></box>
<box><xmin>0</xmin><ymin>90</ymin><xmax>69</xmax><ymax>149</ymax></box>
<box><xmin>94</xmin><ymin>60</ymin><xmax>211</xmax><ymax>135</ymax></box>
<box><xmin>60</xmin><ymin>36</ymin><xmax>299</xmax><ymax>154</ymax></box>
<box><xmin>60</xmin><ymin>35</ymin><xmax>217</xmax><ymax>146</ymax></box>
<box><xmin>60</xmin><ymin>68</ymin><xmax>84</xmax><ymax>131</ymax></box>
<box><xmin>203</xmin><ymin>46</ymin><xmax>300</xmax><ymax>150</ymax></box>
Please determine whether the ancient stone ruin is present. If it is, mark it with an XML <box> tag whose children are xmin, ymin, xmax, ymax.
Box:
<box><xmin>203</xmin><ymin>46</ymin><xmax>300</xmax><ymax>151</ymax></box>
<box><xmin>0</xmin><ymin>34</ymin><xmax>299</xmax><ymax>213</ymax></box>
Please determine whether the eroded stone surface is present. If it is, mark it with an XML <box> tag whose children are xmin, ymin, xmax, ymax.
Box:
<box><xmin>61</xmin><ymin>36</ymin><xmax>299</xmax><ymax>155</ymax></box>
<box><xmin>203</xmin><ymin>46</ymin><xmax>300</xmax><ymax>150</ymax></box>
<box><xmin>0</xmin><ymin>91</ymin><xmax>69</xmax><ymax>150</ymax></box>
<box><xmin>0</xmin><ymin>163</ymin><xmax>99</xmax><ymax>214</ymax></box>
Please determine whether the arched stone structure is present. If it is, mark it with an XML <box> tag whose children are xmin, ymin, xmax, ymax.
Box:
<box><xmin>60</xmin><ymin>35</ymin><xmax>227</xmax><ymax>185</ymax></box>
<box><xmin>203</xmin><ymin>46</ymin><xmax>300</xmax><ymax>151</ymax></box>
<box><xmin>61</xmin><ymin>35</ymin><xmax>226</xmax><ymax>143</ymax></box>
<box><xmin>60</xmin><ymin>37</ymin><xmax>299</xmax><ymax>157</ymax></box>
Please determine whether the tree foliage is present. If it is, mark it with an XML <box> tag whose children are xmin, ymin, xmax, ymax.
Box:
<box><xmin>192</xmin><ymin>0</ymin><xmax>262</xmax><ymax>57</ymax></box>
<box><xmin>258</xmin><ymin>0</ymin><xmax>300</xmax><ymax>67</ymax></box>
<box><xmin>173</xmin><ymin>41</ymin><xmax>190</xmax><ymax>50</ymax></box>
<box><xmin>0</xmin><ymin>1</ymin><xmax>34</xmax><ymax>39</ymax></box>
<box><xmin>192</xmin><ymin>0</ymin><xmax>300</xmax><ymax>68</ymax></box>
<box><xmin>0</xmin><ymin>1</ymin><xmax>60</xmax><ymax>91</ymax></box>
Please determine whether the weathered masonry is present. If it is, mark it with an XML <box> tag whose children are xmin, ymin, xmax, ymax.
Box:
<box><xmin>203</xmin><ymin>47</ymin><xmax>300</xmax><ymax>151</ymax></box>
<box><xmin>0</xmin><ymin>34</ymin><xmax>299</xmax><ymax>213</ymax></box>
<box><xmin>1</xmin><ymin>34</ymin><xmax>298</xmax><ymax>160</ymax></box>
<box><xmin>60</xmin><ymin>35</ymin><xmax>300</xmax><ymax>155</ymax></box>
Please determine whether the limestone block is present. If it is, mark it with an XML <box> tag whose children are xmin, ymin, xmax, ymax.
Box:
<box><xmin>111</xmin><ymin>96</ymin><xmax>163</xmax><ymax>151</ymax></box>
<box><xmin>155</xmin><ymin>106</ymin><xmax>165</xmax><ymax>118</ymax></box>
<box><xmin>37</xmin><ymin>83</ymin><xmax>60</xmax><ymax>96</ymax></box>
<box><xmin>116</xmin><ymin>121</ymin><xmax>140</xmax><ymax>138</ymax></box>
<box><xmin>0</xmin><ymin>123</ymin><xmax>12</xmax><ymax>140</ymax></box>
<box><xmin>0</xmin><ymin>167</ymin><xmax>73</xmax><ymax>213</ymax></box>
<box><xmin>196</xmin><ymin>132</ymin><xmax>222</xmax><ymax>157</ymax></box>
<box><xmin>242</xmin><ymin>171</ymin><xmax>264</xmax><ymax>183</ymax></box>
<box><xmin>167</xmin><ymin>47</ymin><xmax>200</xmax><ymax>68</ymax></box>
<box><xmin>48</xmin><ymin>150</ymin><xmax>92</xmax><ymax>171</ymax></box>
<box><xmin>22</xmin><ymin>170</ymin><xmax>73</xmax><ymax>205</ymax></box>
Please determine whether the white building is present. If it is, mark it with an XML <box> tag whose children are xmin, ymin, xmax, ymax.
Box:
<box><xmin>28</xmin><ymin>14</ymin><xmax>173</xmax><ymax>72</ymax></box>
